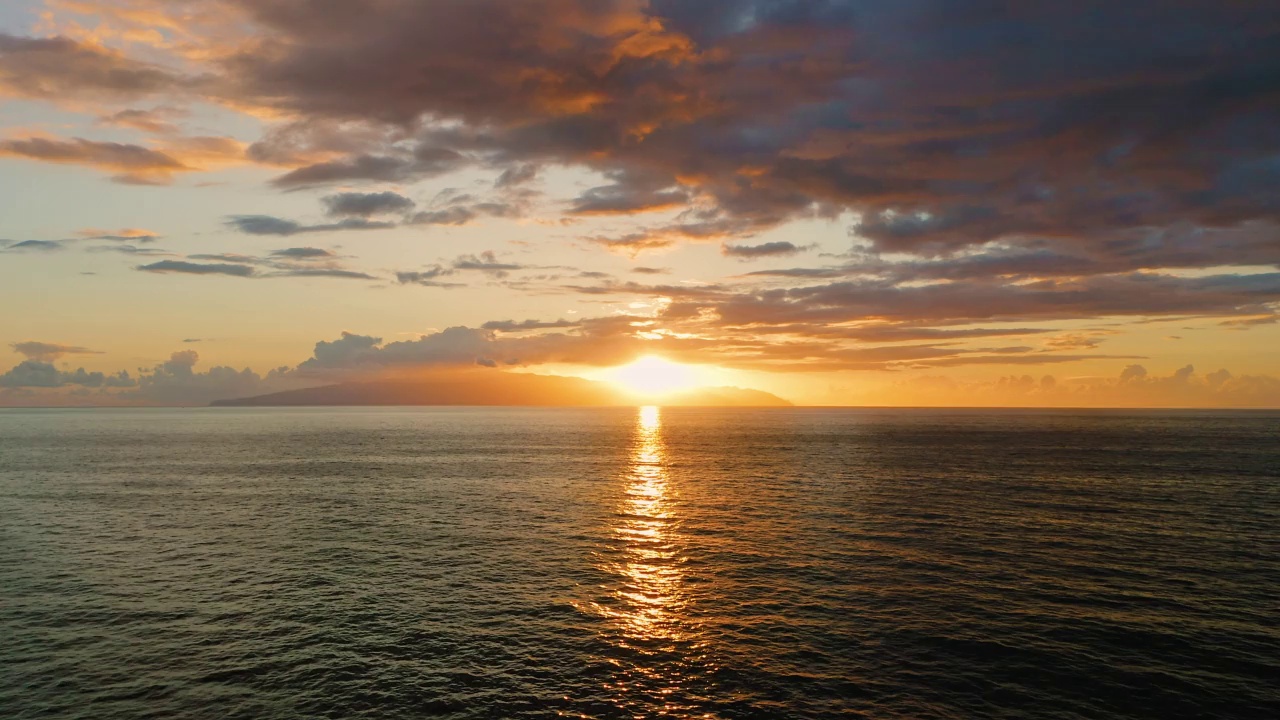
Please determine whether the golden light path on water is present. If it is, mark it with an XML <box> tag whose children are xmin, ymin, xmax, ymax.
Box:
<box><xmin>615</xmin><ymin>405</ymin><xmax>683</xmax><ymax>641</ymax></box>
<box><xmin>582</xmin><ymin>405</ymin><xmax>719</xmax><ymax>718</ymax></box>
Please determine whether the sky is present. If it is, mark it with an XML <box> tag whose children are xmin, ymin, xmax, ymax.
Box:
<box><xmin>1</xmin><ymin>0</ymin><xmax>1278</xmax><ymax>407</ymax></box>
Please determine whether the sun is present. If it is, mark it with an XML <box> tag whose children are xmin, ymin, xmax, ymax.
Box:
<box><xmin>604</xmin><ymin>355</ymin><xmax>700</xmax><ymax>397</ymax></box>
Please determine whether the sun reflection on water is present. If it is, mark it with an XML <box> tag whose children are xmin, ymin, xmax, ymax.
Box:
<box><xmin>579</xmin><ymin>405</ymin><xmax>717</xmax><ymax>717</ymax></box>
<box><xmin>614</xmin><ymin>405</ymin><xmax>684</xmax><ymax>641</ymax></box>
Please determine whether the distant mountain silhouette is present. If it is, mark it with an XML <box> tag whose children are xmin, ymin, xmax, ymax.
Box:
<box><xmin>211</xmin><ymin>370</ymin><xmax>791</xmax><ymax>407</ymax></box>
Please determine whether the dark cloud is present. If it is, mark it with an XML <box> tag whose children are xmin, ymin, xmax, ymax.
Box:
<box><xmin>271</xmin><ymin>247</ymin><xmax>336</xmax><ymax>259</ymax></box>
<box><xmin>11</xmin><ymin>341</ymin><xmax>102</xmax><ymax>362</ymax></box>
<box><xmin>710</xmin><ymin>272</ymin><xmax>1280</xmax><ymax>328</ymax></box>
<box><xmin>494</xmin><ymin>164</ymin><xmax>539</xmax><ymax>188</ymax></box>
<box><xmin>267</xmin><ymin>268</ymin><xmax>377</xmax><ymax>280</ymax></box>
<box><xmin>89</xmin><ymin>244</ymin><xmax>171</xmax><ymax>256</ymax></box>
<box><xmin>138</xmin><ymin>247</ymin><xmax>379</xmax><ymax>282</ymax></box>
<box><xmin>294</xmin><ymin>325</ymin><xmax>647</xmax><ymax>373</ymax></box>
<box><xmin>570</xmin><ymin>179</ymin><xmax>688</xmax><ymax>215</ymax></box>
<box><xmin>408</xmin><ymin>200</ymin><xmax>519</xmax><ymax>226</ymax></box>
<box><xmin>722</xmin><ymin>241</ymin><xmax>806</xmax><ymax>259</ymax></box>
<box><xmin>178</xmin><ymin>0</ymin><xmax>1279</xmax><ymax>266</ymax></box>
<box><xmin>395</xmin><ymin>250</ymin><xmax>537</xmax><ymax>286</ymax></box>
<box><xmin>9</xmin><ymin>3</ymin><xmax>1280</xmax><ymax>257</ymax></box>
<box><xmin>226</xmin><ymin>215</ymin><xmax>395</xmax><ymax>235</ymax></box>
<box><xmin>3</xmin><ymin>240</ymin><xmax>62</xmax><ymax>252</ymax></box>
<box><xmin>125</xmin><ymin>350</ymin><xmax>296</xmax><ymax>405</ymax></box>
<box><xmin>137</xmin><ymin>260</ymin><xmax>256</xmax><ymax>277</ymax></box>
<box><xmin>271</xmin><ymin>147</ymin><xmax>466</xmax><ymax>188</ymax></box>
<box><xmin>395</xmin><ymin>266</ymin><xmax>463</xmax><ymax>288</ymax></box>
<box><xmin>631</xmin><ymin>266</ymin><xmax>671</xmax><ymax>275</ymax></box>
<box><xmin>408</xmin><ymin>207</ymin><xmax>477</xmax><ymax>226</ymax></box>
<box><xmin>296</xmin><ymin>329</ymin><xmax>499</xmax><ymax>372</ymax></box>
<box><xmin>322</xmin><ymin>191</ymin><xmax>415</xmax><ymax>217</ymax></box>
<box><xmin>451</xmin><ymin>251</ymin><xmax>524</xmax><ymax>277</ymax></box>
<box><xmin>0</xmin><ymin>360</ymin><xmax>132</xmax><ymax>388</ymax></box>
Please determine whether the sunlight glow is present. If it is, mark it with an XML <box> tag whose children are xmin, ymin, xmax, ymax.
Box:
<box><xmin>604</xmin><ymin>356</ymin><xmax>700</xmax><ymax>397</ymax></box>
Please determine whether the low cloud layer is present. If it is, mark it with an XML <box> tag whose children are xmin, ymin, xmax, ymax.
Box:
<box><xmin>2</xmin><ymin>325</ymin><xmax>1276</xmax><ymax>408</ymax></box>
<box><xmin>863</xmin><ymin>365</ymin><xmax>1280</xmax><ymax>409</ymax></box>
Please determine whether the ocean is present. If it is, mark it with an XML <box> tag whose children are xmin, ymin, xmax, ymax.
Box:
<box><xmin>1</xmin><ymin>407</ymin><xmax>1277</xmax><ymax>719</ymax></box>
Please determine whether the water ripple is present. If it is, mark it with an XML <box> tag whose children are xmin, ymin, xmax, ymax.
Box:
<box><xmin>1</xmin><ymin>406</ymin><xmax>1277</xmax><ymax>719</ymax></box>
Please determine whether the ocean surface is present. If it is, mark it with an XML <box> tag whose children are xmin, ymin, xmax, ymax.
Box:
<box><xmin>1</xmin><ymin>407</ymin><xmax>1277</xmax><ymax>719</ymax></box>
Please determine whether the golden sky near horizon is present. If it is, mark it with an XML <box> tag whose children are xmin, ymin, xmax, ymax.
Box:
<box><xmin>1</xmin><ymin>1</ymin><xmax>1278</xmax><ymax>407</ymax></box>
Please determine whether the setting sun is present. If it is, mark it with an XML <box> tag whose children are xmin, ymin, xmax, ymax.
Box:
<box><xmin>604</xmin><ymin>356</ymin><xmax>700</xmax><ymax>397</ymax></box>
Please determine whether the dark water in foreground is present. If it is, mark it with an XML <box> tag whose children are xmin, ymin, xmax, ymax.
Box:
<box><xmin>1</xmin><ymin>407</ymin><xmax>1277</xmax><ymax>719</ymax></box>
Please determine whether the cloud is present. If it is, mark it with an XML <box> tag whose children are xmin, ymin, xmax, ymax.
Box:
<box><xmin>76</xmin><ymin>228</ymin><xmax>162</xmax><ymax>243</ymax></box>
<box><xmin>570</xmin><ymin>178</ymin><xmax>688</xmax><ymax>215</ymax></box>
<box><xmin>0</xmin><ymin>33</ymin><xmax>183</xmax><ymax>102</ymax></box>
<box><xmin>451</xmin><ymin>251</ymin><xmax>524</xmax><ymax>278</ymax></box>
<box><xmin>407</xmin><ymin>200</ymin><xmax>519</xmax><ymax>226</ymax></box>
<box><xmin>0</xmin><ymin>137</ymin><xmax>190</xmax><ymax>184</ymax></box>
<box><xmin>721</xmin><ymin>241</ymin><xmax>806</xmax><ymax>259</ymax></box>
<box><xmin>226</xmin><ymin>215</ymin><xmax>395</xmax><ymax>235</ymax></box>
<box><xmin>322</xmin><ymin>191</ymin><xmax>415</xmax><ymax>217</ymax></box>
<box><xmin>4</xmin><ymin>2</ymin><xmax>1280</xmax><ymax>392</ymax></box>
<box><xmin>11</xmin><ymin>341</ymin><xmax>102</xmax><ymax>362</ymax></box>
<box><xmin>407</xmin><ymin>207</ymin><xmax>476</xmax><ymax>226</ymax></box>
<box><xmin>709</xmin><ymin>272</ymin><xmax>1280</xmax><ymax>327</ymax></box>
<box><xmin>138</xmin><ymin>248</ymin><xmax>378</xmax><ymax>281</ymax></box>
<box><xmin>137</xmin><ymin>260</ymin><xmax>256</xmax><ymax>277</ymax></box>
<box><xmin>0</xmin><ymin>360</ymin><xmax>132</xmax><ymax>388</ymax></box>
<box><xmin>129</xmin><ymin>351</ymin><xmax>294</xmax><ymax>405</ymax></box>
<box><xmin>631</xmin><ymin>266</ymin><xmax>670</xmax><ymax>275</ymax></box>
<box><xmin>283</xmin><ymin>317</ymin><xmax>1122</xmax><ymax>377</ymax></box>
<box><xmin>481</xmin><ymin>319</ymin><xmax>579</xmax><ymax>332</ymax></box>
<box><xmin>300</xmin><ymin>332</ymin><xmax>382</xmax><ymax>371</ymax></box>
<box><xmin>1045</xmin><ymin>333</ymin><xmax>1104</xmax><ymax>351</ymax></box>
<box><xmin>270</xmin><ymin>247</ymin><xmax>335</xmax><ymax>260</ymax></box>
<box><xmin>89</xmin><ymin>244</ymin><xmax>172</xmax><ymax>256</ymax></box>
<box><xmin>587</xmin><ymin>232</ymin><xmax>678</xmax><ymax>255</ymax></box>
<box><xmin>397</xmin><ymin>251</ymin><xmax>536</xmax><ymax>285</ymax></box>
<box><xmin>494</xmin><ymin>164</ymin><xmax>538</xmax><ymax>188</ymax></box>
<box><xmin>395</xmin><ymin>266</ymin><xmax>462</xmax><ymax>288</ymax></box>
<box><xmin>270</xmin><ymin>147</ymin><xmax>467</xmax><ymax>188</ymax></box>
<box><xmin>293</xmin><ymin>326</ymin><xmax>631</xmax><ymax>373</ymax></box>
<box><xmin>3</xmin><ymin>316</ymin><xmax>1278</xmax><ymax>406</ymax></box>
<box><xmin>267</xmin><ymin>268</ymin><xmax>377</xmax><ymax>280</ymax></box>
<box><xmin>97</xmin><ymin>107</ymin><xmax>187</xmax><ymax>135</ymax></box>
<box><xmin>8</xmin><ymin>3</ymin><xmax>1280</xmax><ymax>258</ymax></box>
<box><xmin>194</xmin><ymin>0</ymin><xmax>1280</xmax><ymax>269</ymax></box>
<box><xmin>2</xmin><ymin>239</ymin><xmax>62</xmax><ymax>252</ymax></box>
<box><xmin>863</xmin><ymin>364</ymin><xmax>1280</xmax><ymax>408</ymax></box>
